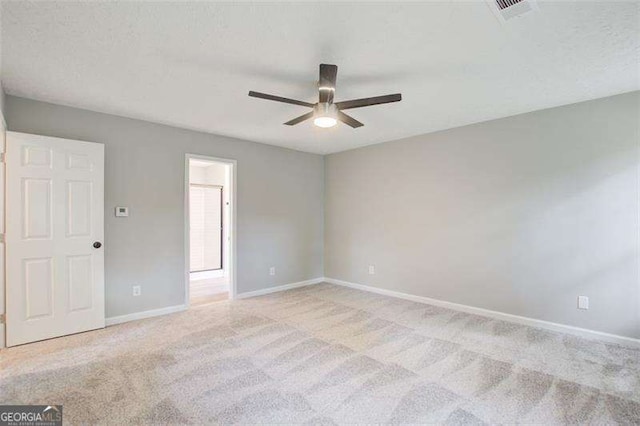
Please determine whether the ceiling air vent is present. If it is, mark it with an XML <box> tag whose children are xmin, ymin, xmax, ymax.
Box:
<box><xmin>487</xmin><ymin>0</ymin><xmax>538</xmax><ymax>23</ymax></box>
<box><xmin>496</xmin><ymin>0</ymin><xmax>524</xmax><ymax>10</ymax></box>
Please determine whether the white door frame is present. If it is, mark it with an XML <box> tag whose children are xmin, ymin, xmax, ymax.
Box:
<box><xmin>0</xmin><ymin>113</ymin><xmax>6</xmax><ymax>348</ymax></box>
<box><xmin>184</xmin><ymin>154</ymin><xmax>237</xmax><ymax>303</ymax></box>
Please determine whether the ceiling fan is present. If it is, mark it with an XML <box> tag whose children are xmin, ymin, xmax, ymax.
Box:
<box><xmin>248</xmin><ymin>64</ymin><xmax>402</xmax><ymax>129</ymax></box>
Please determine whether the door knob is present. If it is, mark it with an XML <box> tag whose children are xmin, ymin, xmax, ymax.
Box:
<box><xmin>93</xmin><ymin>242</ymin><xmax>102</xmax><ymax>249</ymax></box>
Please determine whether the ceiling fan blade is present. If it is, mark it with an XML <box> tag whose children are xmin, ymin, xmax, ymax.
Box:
<box><xmin>248</xmin><ymin>91</ymin><xmax>315</xmax><ymax>108</ymax></box>
<box><xmin>337</xmin><ymin>111</ymin><xmax>364</xmax><ymax>128</ymax></box>
<box><xmin>319</xmin><ymin>64</ymin><xmax>338</xmax><ymax>104</ymax></box>
<box><xmin>335</xmin><ymin>93</ymin><xmax>402</xmax><ymax>110</ymax></box>
<box><xmin>284</xmin><ymin>111</ymin><xmax>315</xmax><ymax>126</ymax></box>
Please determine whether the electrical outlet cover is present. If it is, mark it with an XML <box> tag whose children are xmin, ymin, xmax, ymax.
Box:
<box><xmin>578</xmin><ymin>296</ymin><xmax>589</xmax><ymax>310</ymax></box>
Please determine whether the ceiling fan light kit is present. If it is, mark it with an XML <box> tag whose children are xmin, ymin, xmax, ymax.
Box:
<box><xmin>249</xmin><ymin>64</ymin><xmax>402</xmax><ymax>129</ymax></box>
<box><xmin>313</xmin><ymin>117</ymin><xmax>337</xmax><ymax>128</ymax></box>
<box><xmin>313</xmin><ymin>103</ymin><xmax>338</xmax><ymax>128</ymax></box>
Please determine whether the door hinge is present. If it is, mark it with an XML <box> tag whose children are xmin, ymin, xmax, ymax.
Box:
<box><xmin>0</xmin><ymin>233</ymin><xmax>4</xmax><ymax>243</ymax></box>
<box><xmin>0</xmin><ymin>153</ymin><xmax>5</xmax><ymax>163</ymax></box>
<box><xmin>0</xmin><ymin>314</ymin><xmax>5</xmax><ymax>324</ymax></box>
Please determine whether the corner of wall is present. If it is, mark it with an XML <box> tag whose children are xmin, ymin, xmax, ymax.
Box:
<box><xmin>321</xmin><ymin>153</ymin><xmax>327</xmax><ymax>279</ymax></box>
<box><xmin>0</xmin><ymin>81</ymin><xmax>6</xmax><ymax>122</ymax></box>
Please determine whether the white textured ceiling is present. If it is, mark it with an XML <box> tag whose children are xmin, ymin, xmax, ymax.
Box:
<box><xmin>1</xmin><ymin>1</ymin><xmax>639</xmax><ymax>154</ymax></box>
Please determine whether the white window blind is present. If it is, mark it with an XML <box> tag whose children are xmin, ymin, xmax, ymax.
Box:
<box><xmin>190</xmin><ymin>185</ymin><xmax>222</xmax><ymax>272</ymax></box>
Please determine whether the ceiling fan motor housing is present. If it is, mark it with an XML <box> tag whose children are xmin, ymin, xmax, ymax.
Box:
<box><xmin>315</xmin><ymin>102</ymin><xmax>338</xmax><ymax>118</ymax></box>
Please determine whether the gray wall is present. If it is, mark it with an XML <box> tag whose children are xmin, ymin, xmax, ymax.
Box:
<box><xmin>325</xmin><ymin>91</ymin><xmax>640</xmax><ymax>339</ymax></box>
<box><xmin>6</xmin><ymin>91</ymin><xmax>639</xmax><ymax>338</ymax></box>
<box><xmin>6</xmin><ymin>96</ymin><xmax>324</xmax><ymax>318</ymax></box>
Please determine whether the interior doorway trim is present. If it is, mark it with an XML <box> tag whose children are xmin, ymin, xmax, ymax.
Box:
<box><xmin>184</xmin><ymin>154</ymin><xmax>237</xmax><ymax>304</ymax></box>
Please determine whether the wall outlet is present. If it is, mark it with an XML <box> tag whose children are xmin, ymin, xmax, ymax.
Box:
<box><xmin>269</xmin><ymin>267</ymin><xmax>276</xmax><ymax>276</ymax></box>
<box><xmin>577</xmin><ymin>296</ymin><xmax>589</xmax><ymax>310</ymax></box>
<box><xmin>368</xmin><ymin>265</ymin><xmax>375</xmax><ymax>275</ymax></box>
<box><xmin>133</xmin><ymin>285</ymin><xmax>142</xmax><ymax>297</ymax></box>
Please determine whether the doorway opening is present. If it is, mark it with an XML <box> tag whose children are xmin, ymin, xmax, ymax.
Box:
<box><xmin>185</xmin><ymin>155</ymin><xmax>236</xmax><ymax>306</ymax></box>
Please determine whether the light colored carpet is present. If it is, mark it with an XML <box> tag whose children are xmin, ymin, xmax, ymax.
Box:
<box><xmin>1</xmin><ymin>283</ymin><xmax>639</xmax><ymax>424</ymax></box>
<box><xmin>190</xmin><ymin>276</ymin><xmax>229</xmax><ymax>297</ymax></box>
<box><xmin>190</xmin><ymin>276</ymin><xmax>229</xmax><ymax>306</ymax></box>
<box><xmin>191</xmin><ymin>291</ymin><xmax>229</xmax><ymax>307</ymax></box>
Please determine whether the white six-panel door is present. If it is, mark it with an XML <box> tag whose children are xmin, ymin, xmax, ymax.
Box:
<box><xmin>6</xmin><ymin>132</ymin><xmax>105</xmax><ymax>346</ymax></box>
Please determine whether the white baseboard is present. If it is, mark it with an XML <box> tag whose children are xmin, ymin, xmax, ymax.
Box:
<box><xmin>324</xmin><ymin>277</ymin><xmax>640</xmax><ymax>348</ymax></box>
<box><xmin>235</xmin><ymin>277</ymin><xmax>324</xmax><ymax>299</ymax></box>
<box><xmin>106</xmin><ymin>277</ymin><xmax>323</xmax><ymax>326</ymax></box>
<box><xmin>106</xmin><ymin>304</ymin><xmax>187</xmax><ymax>326</ymax></box>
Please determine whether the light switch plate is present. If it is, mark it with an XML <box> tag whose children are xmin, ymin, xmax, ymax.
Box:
<box><xmin>115</xmin><ymin>206</ymin><xmax>129</xmax><ymax>217</ymax></box>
